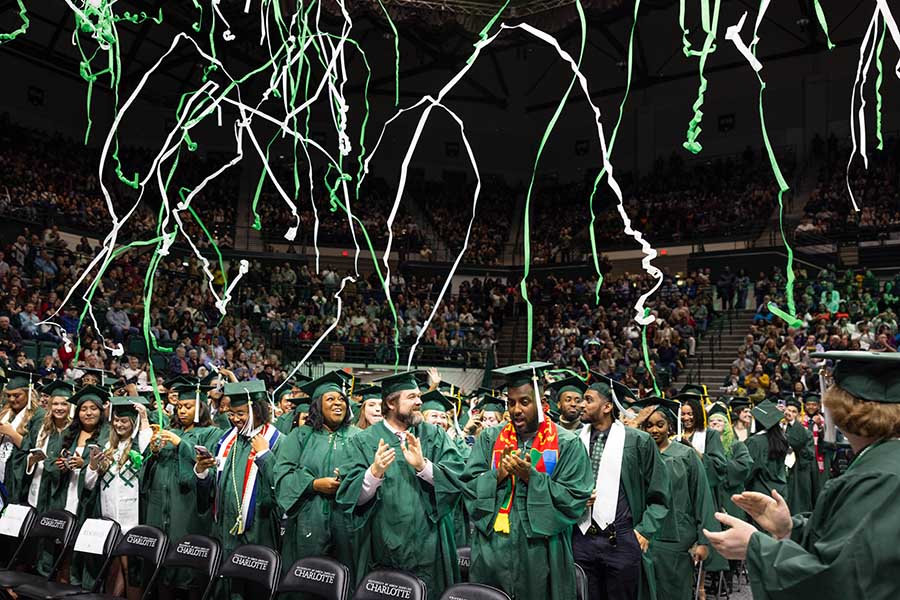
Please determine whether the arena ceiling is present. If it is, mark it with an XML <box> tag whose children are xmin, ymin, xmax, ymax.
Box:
<box><xmin>0</xmin><ymin>0</ymin><xmax>875</xmax><ymax>112</ymax></box>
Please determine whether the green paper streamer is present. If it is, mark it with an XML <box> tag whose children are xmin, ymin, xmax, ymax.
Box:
<box><xmin>472</xmin><ymin>0</ymin><xmax>510</xmax><ymax>60</ymax></box>
<box><xmin>0</xmin><ymin>0</ymin><xmax>29</xmax><ymax>43</ymax></box>
<box><xmin>377</xmin><ymin>0</ymin><xmax>400</xmax><ymax>107</ymax></box>
<box><xmin>679</xmin><ymin>0</ymin><xmax>722</xmax><ymax>154</ymax></box>
<box><xmin>875</xmin><ymin>18</ymin><xmax>886</xmax><ymax>151</ymax></box>
<box><xmin>641</xmin><ymin>316</ymin><xmax>661</xmax><ymax>397</ymax></box>
<box><xmin>520</xmin><ymin>0</ymin><xmax>587</xmax><ymax>360</ymax></box>
<box><xmin>812</xmin><ymin>0</ymin><xmax>835</xmax><ymax>50</ymax></box>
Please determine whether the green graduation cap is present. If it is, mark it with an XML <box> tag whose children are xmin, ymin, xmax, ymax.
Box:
<box><xmin>586</xmin><ymin>371</ymin><xmax>638</xmax><ymax>407</ymax></box>
<box><xmin>751</xmin><ymin>399</ymin><xmax>784</xmax><ymax>430</ymax></box>
<box><xmin>275</xmin><ymin>387</ymin><xmax>297</xmax><ymax>403</ymax></box>
<box><xmin>110</xmin><ymin>395</ymin><xmax>150</xmax><ymax>419</ymax></box>
<box><xmin>784</xmin><ymin>396</ymin><xmax>803</xmax><ymax>410</ymax></box>
<box><xmin>803</xmin><ymin>393</ymin><xmax>821</xmax><ymax>405</ymax></box>
<box><xmin>68</xmin><ymin>384</ymin><xmax>110</xmax><ymax>408</ymax></box>
<box><xmin>420</xmin><ymin>390</ymin><xmax>455</xmax><ymax>414</ymax></box>
<box><xmin>296</xmin><ymin>403</ymin><xmax>311</xmax><ymax>414</ymax></box>
<box><xmin>164</xmin><ymin>375</ymin><xmax>198</xmax><ymax>390</ymax></box>
<box><xmin>707</xmin><ymin>401</ymin><xmax>731</xmax><ymax>421</ymax></box>
<box><xmin>6</xmin><ymin>369</ymin><xmax>36</xmax><ymax>391</ymax></box>
<box><xmin>548</xmin><ymin>376</ymin><xmax>588</xmax><ymax>399</ymax></box>
<box><xmin>300</xmin><ymin>370</ymin><xmax>350</xmax><ymax>401</ymax></box>
<box><xmin>354</xmin><ymin>385</ymin><xmax>382</xmax><ymax>401</ymax></box>
<box><xmin>475</xmin><ymin>396</ymin><xmax>506</xmax><ymax>414</ymax></box>
<box><xmin>679</xmin><ymin>383</ymin><xmax>709</xmax><ymax>399</ymax></box>
<box><xmin>374</xmin><ymin>371</ymin><xmax>422</xmax><ymax>397</ymax></box>
<box><xmin>631</xmin><ymin>396</ymin><xmax>681</xmax><ymax>426</ymax></box>
<box><xmin>174</xmin><ymin>383</ymin><xmax>213</xmax><ymax>402</ymax></box>
<box><xmin>810</xmin><ymin>351</ymin><xmax>900</xmax><ymax>403</ymax></box>
<box><xmin>223</xmin><ymin>380</ymin><xmax>268</xmax><ymax>406</ymax></box>
<box><xmin>42</xmin><ymin>380</ymin><xmax>76</xmax><ymax>399</ymax></box>
<box><xmin>492</xmin><ymin>362</ymin><xmax>554</xmax><ymax>388</ymax></box>
<box><xmin>473</xmin><ymin>386</ymin><xmax>502</xmax><ymax>400</ymax></box>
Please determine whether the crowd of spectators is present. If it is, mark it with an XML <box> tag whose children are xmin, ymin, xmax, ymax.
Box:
<box><xmin>796</xmin><ymin>134</ymin><xmax>900</xmax><ymax>242</ymax></box>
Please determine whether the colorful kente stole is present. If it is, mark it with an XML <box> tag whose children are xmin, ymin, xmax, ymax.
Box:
<box><xmin>491</xmin><ymin>419</ymin><xmax>559</xmax><ymax>533</ymax></box>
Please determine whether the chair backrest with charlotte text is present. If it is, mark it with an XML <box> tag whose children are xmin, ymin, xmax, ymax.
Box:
<box><xmin>456</xmin><ymin>546</ymin><xmax>471</xmax><ymax>582</ymax></box>
<box><xmin>113</xmin><ymin>525</ymin><xmax>169</xmax><ymax>600</ymax></box>
<box><xmin>23</xmin><ymin>509</ymin><xmax>76</xmax><ymax>577</ymax></box>
<box><xmin>277</xmin><ymin>556</ymin><xmax>351</xmax><ymax>600</ymax></box>
<box><xmin>353</xmin><ymin>569</ymin><xmax>427</xmax><ymax>600</ymax></box>
<box><xmin>438</xmin><ymin>583</ymin><xmax>511</xmax><ymax>600</ymax></box>
<box><xmin>163</xmin><ymin>534</ymin><xmax>222</xmax><ymax>600</ymax></box>
<box><xmin>215</xmin><ymin>544</ymin><xmax>282</xmax><ymax>600</ymax></box>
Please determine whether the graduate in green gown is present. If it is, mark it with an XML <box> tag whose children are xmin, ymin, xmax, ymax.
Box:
<box><xmin>55</xmin><ymin>385</ymin><xmax>110</xmax><ymax>588</ymax></box>
<box><xmin>336</xmin><ymin>371</ymin><xmax>465</xmax><ymax>600</ymax></box>
<box><xmin>461</xmin><ymin>363</ymin><xmax>593</xmax><ymax>600</ymax></box>
<box><xmin>706</xmin><ymin>351</ymin><xmax>900</xmax><ymax>600</ymax></box>
<box><xmin>742</xmin><ymin>399</ymin><xmax>788</xmax><ymax>503</ymax></box>
<box><xmin>638</xmin><ymin>397</ymin><xmax>719</xmax><ymax>600</ymax></box>
<box><xmin>195</xmin><ymin>380</ymin><xmax>282</xmax><ymax>562</ymax></box>
<box><xmin>0</xmin><ymin>371</ymin><xmax>47</xmax><ymax>505</ymax></box>
<box><xmin>783</xmin><ymin>398</ymin><xmax>816</xmax><ymax>514</ymax></box>
<box><xmin>274</xmin><ymin>371</ymin><xmax>359</xmax><ymax>579</ymax></box>
<box><xmin>273</xmin><ymin>377</ymin><xmax>310</xmax><ymax>434</ymax></box>
<box><xmin>142</xmin><ymin>382</ymin><xmax>222</xmax><ymax>598</ymax></box>
<box><xmin>706</xmin><ymin>400</ymin><xmax>752</xmax><ymax>519</ymax></box>
<box><xmin>548</xmin><ymin>376</ymin><xmax>587</xmax><ymax>433</ymax></box>
<box><xmin>678</xmin><ymin>393</ymin><xmax>727</xmax><ymax>496</ymax></box>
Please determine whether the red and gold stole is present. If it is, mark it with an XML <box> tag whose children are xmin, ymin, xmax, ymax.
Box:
<box><xmin>490</xmin><ymin>419</ymin><xmax>559</xmax><ymax>533</ymax></box>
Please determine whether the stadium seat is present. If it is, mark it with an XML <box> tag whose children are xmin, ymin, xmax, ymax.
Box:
<box><xmin>438</xmin><ymin>583</ymin><xmax>510</xmax><ymax>600</ymax></box>
<box><xmin>21</xmin><ymin>339</ymin><xmax>38</xmax><ymax>362</ymax></box>
<box><xmin>456</xmin><ymin>546</ymin><xmax>471</xmax><ymax>582</ymax></box>
<box><xmin>277</xmin><ymin>556</ymin><xmax>350</xmax><ymax>600</ymax></box>
<box><xmin>15</xmin><ymin>518</ymin><xmax>121</xmax><ymax>599</ymax></box>
<box><xmin>574</xmin><ymin>564</ymin><xmax>588</xmax><ymax>600</ymax></box>
<box><xmin>65</xmin><ymin>525</ymin><xmax>168</xmax><ymax>600</ymax></box>
<box><xmin>126</xmin><ymin>335</ymin><xmax>147</xmax><ymax>358</ymax></box>
<box><xmin>160</xmin><ymin>534</ymin><xmax>221</xmax><ymax>600</ymax></box>
<box><xmin>37</xmin><ymin>341</ymin><xmax>57</xmax><ymax>360</ymax></box>
<box><xmin>0</xmin><ymin>504</ymin><xmax>36</xmax><ymax>568</ymax></box>
<box><xmin>213</xmin><ymin>544</ymin><xmax>281</xmax><ymax>600</ymax></box>
<box><xmin>353</xmin><ymin>569</ymin><xmax>426</xmax><ymax>600</ymax></box>
<box><xmin>0</xmin><ymin>509</ymin><xmax>75</xmax><ymax>591</ymax></box>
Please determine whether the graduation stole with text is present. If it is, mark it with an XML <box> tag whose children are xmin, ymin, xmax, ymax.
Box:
<box><xmin>491</xmin><ymin>419</ymin><xmax>559</xmax><ymax>534</ymax></box>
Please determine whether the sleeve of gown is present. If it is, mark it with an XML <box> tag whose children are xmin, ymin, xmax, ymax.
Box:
<box><xmin>703</xmin><ymin>430</ymin><xmax>728</xmax><ymax>490</ymax></box>
<box><xmin>252</xmin><ymin>438</ymin><xmax>280</xmax><ymax>511</ymax></box>
<box><xmin>335</xmin><ymin>435</ymin><xmax>379</xmax><ymax>529</ymax></box>
<box><xmin>274</xmin><ymin>428</ymin><xmax>316</xmax><ymax>516</ymax></box>
<box><xmin>634</xmin><ymin>434</ymin><xmax>671</xmax><ymax>540</ymax></box>
<box><xmin>744</xmin><ymin>437</ymin><xmax>764</xmax><ymax>486</ymax></box>
<box><xmin>746</xmin><ymin>472</ymin><xmax>900</xmax><ymax>598</ymax></box>
<box><xmin>423</xmin><ymin>428</ymin><xmax>466</xmax><ymax>523</ymax></box>
<box><xmin>459</xmin><ymin>428</ymin><xmax>505</xmax><ymax>537</ymax></box>
<box><xmin>689</xmin><ymin>450</ymin><xmax>719</xmax><ymax>545</ymax></box>
<box><xmin>727</xmin><ymin>442</ymin><xmax>753</xmax><ymax>490</ymax></box>
<box><xmin>523</xmin><ymin>433</ymin><xmax>594</xmax><ymax>538</ymax></box>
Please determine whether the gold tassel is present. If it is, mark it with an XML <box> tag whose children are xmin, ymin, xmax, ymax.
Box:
<box><xmin>493</xmin><ymin>512</ymin><xmax>510</xmax><ymax>534</ymax></box>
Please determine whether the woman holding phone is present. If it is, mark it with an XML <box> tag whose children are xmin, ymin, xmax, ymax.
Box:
<box><xmin>141</xmin><ymin>383</ymin><xmax>220</xmax><ymax>600</ymax></box>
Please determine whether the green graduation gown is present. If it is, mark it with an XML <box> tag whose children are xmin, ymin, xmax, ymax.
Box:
<box><xmin>0</xmin><ymin>407</ymin><xmax>46</xmax><ymax>504</ymax></box>
<box><xmin>650</xmin><ymin>441</ymin><xmax>720</xmax><ymax>600</ymax></box>
<box><xmin>744</xmin><ymin>432</ymin><xmax>788</xmax><ymax>500</ymax></box>
<box><xmin>197</xmin><ymin>426</ymin><xmax>282</xmax><ymax>559</ymax></box>
<box><xmin>336</xmin><ymin>420</ymin><xmax>464</xmax><ymax>600</ymax></box>
<box><xmin>274</xmin><ymin>424</ymin><xmax>359</xmax><ymax>577</ymax></box>
<box><xmin>460</xmin><ymin>424</ymin><xmax>593</xmax><ymax>600</ymax></box>
<box><xmin>450</xmin><ymin>434</ymin><xmax>473</xmax><ymax>548</ymax></box>
<box><xmin>273</xmin><ymin>411</ymin><xmax>296</xmax><ymax>435</ymax></box>
<box><xmin>785</xmin><ymin>422</ymin><xmax>816</xmax><ymax>515</ymax></box>
<box><xmin>19</xmin><ymin>424</ymin><xmax>67</xmax><ymax>576</ymax></box>
<box><xmin>142</xmin><ymin>424</ymin><xmax>222</xmax><ymax>590</ymax></box>
<box><xmin>720</xmin><ymin>440</ymin><xmax>752</xmax><ymax>519</ymax></box>
<box><xmin>213</xmin><ymin>411</ymin><xmax>232</xmax><ymax>431</ymax></box>
<box><xmin>746</xmin><ymin>439</ymin><xmax>900</xmax><ymax>600</ymax></box>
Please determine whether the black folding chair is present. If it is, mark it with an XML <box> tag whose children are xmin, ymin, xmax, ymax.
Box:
<box><xmin>214</xmin><ymin>544</ymin><xmax>281</xmax><ymax>600</ymax></box>
<box><xmin>0</xmin><ymin>510</ymin><xmax>76</xmax><ymax>592</ymax></box>
<box><xmin>0</xmin><ymin>504</ymin><xmax>36</xmax><ymax>569</ymax></box>
<box><xmin>456</xmin><ymin>546</ymin><xmax>471</xmax><ymax>582</ymax></box>
<box><xmin>574</xmin><ymin>563</ymin><xmax>588</xmax><ymax>600</ymax></box>
<box><xmin>277</xmin><ymin>556</ymin><xmax>350</xmax><ymax>600</ymax></box>
<box><xmin>15</xmin><ymin>518</ymin><xmax>121</xmax><ymax>600</ymax></box>
<box><xmin>438</xmin><ymin>583</ymin><xmax>510</xmax><ymax>600</ymax></box>
<box><xmin>158</xmin><ymin>535</ymin><xmax>221</xmax><ymax>600</ymax></box>
<box><xmin>65</xmin><ymin>526</ymin><xmax>168</xmax><ymax>600</ymax></box>
<box><xmin>353</xmin><ymin>569</ymin><xmax>427</xmax><ymax>600</ymax></box>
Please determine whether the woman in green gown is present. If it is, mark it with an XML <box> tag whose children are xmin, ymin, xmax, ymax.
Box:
<box><xmin>142</xmin><ymin>384</ymin><xmax>222</xmax><ymax>600</ymax></box>
<box><xmin>782</xmin><ymin>398</ymin><xmax>816</xmax><ymax>514</ymax></box>
<box><xmin>742</xmin><ymin>399</ymin><xmax>788</xmax><ymax>501</ymax></box>
<box><xmin>640</xmin><ymin>398</ymin><xmax>719</xmax><ymax>600</ymax></box>
<box><xmin>705</xmin><ymin>401</ymin><xmax>752</xmax><ymax>519</ymax></box>
<box><xmin>0</xmin><ymin>372</ymin><xmax>46</xmax><ymax>506</ymax></box>
<box><xmin>20</xmin><ymin>382</ymin><xmax>73</xmax><ymax>576</ymax></box>
<box><xmin>274</xmin><ymin>371</ymin><xmax>359</xmax><ymax>579</ymax></box>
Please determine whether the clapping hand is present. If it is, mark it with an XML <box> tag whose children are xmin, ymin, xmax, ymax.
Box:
<box><xmin>371</xmin><ymin>439</ymin><xmax>396</xmax><ymax>478</ymax></box>
<box><xmin>400</xmin><ymin>433</ymin><xmax>425</xmax><ymax>472</ymax></box>
<box><xmin>501</xmin><ymin>450</ymin><xmax>531</xmax><ymax>483</ymax></box>
<box><xmin>731</xmin><ymin>489</ymin><xmax>793</xmax><ymax>539</ymax></box>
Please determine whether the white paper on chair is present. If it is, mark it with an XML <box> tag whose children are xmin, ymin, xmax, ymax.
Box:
<box><xmin>73</xmin><ymin>518</ymin><xmax>115</xmax><ymax>555</ymax></box>
<box><xmin>0</xmin><ymin>504</ymin><xmax>30</xmax><ymax>537</ymax></box>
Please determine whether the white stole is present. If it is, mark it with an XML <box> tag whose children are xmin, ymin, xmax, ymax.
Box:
<box><xmin>0</xmin><ymin>409</ymin><xmax>27</xmax><ymax>484</ymax></box>
<box><xmin>690</xmin><ymin>430</ymin><xmax>707</xmax><ymax>454</ymax></box>
<box><xmin>578</xmin><ymin>421</ymin><xmax>626</xmax><ymax>533</ymax></box>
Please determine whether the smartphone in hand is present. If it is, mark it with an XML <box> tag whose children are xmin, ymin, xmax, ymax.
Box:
<box><xmin>29</xmin><ymin>448</ymin><xmax>46</xmax><ymax>460</ymax></box>
<box><xmin>195</xmin><ymin>445</ymin><xmax>213</xmax><ymax>459</ymax></box>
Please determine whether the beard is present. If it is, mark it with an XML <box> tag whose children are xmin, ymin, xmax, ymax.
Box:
<box><xmin>398</xmin><ymin>407</ymin><xmax>423</xmax><ymax>428</ymax></box>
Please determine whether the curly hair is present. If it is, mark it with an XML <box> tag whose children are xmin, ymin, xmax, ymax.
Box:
<box><xmin>306</xmin><ymin>393</ymin><xmax>350</xmax><ymax>432</ymax></box>
<box><xmin>824</xmin><ymin>385</ymin><xmax>900</xmax><ymax>439</ymax></box>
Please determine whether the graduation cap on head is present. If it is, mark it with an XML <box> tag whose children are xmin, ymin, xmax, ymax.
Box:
<box><xmin>420</xmin><ymin>390</ymin><xmax>455</xmax><ymax>414</ymax></box>
<box><xmin>354</xmin><ymin>385</ymin><xmax>382</xmax><ymax>401</ymax></box>
<box><xmin>174</xmin><ymin>383</ymin><xmax>213</xmax><ymax>402</ymax></box>
<box><xmin>492</xmin><ymin>362</ymin><xmax>553</xmax><ymax>423</ymax></box>
<box><xmin>751</xmin><ymin>399</ymin><xmax>784</xmax><ymax>430</ymax></box>
<box><xmin>164</xmin><ymin>375</ymin><xmax>198</xmax><ymax>390</ymax></box>
<box><xmin>803</xmin><ymin>393</ymin><xmax>821</xmax><ymax>405</ymax></box>
<box><xmin>274</xmin><ymin>387</ymin><xmax>297</xmax><ymax>403</ymax></box>
<box><xmin>810</xmin><ymin>351</ymin><xmax>900</xmax><ymax>403</ymax></box>
<box><xmin>223</xmin><ymin>380</ymin><xmax>267</xmax><ymax>407</ymax></box>
<box><xmin>299</xmin><ymin>371</ymin><xmax>350</xmax><ymax>401</ymax></box>
<box><xmin>473</xmin><ymin>386</ymin><xmax>502</xmax><ymax>400</ymax></box>
<box><xmin>785</xmin><ymin>396</ymin><xmax>803</xmax><ymax>411</ymax></box>
<box><xmin>707</xmin><ymin>401</ymin><xmax>731</xmax><ymax>421</ymax></box>
<box><xmin>42</xmin><ymin>380</ymin><xmax>75</xmax><ymax>400</ymax></box>
<box><xmin>374</xmin><ymin>371</ymin><xmax>422</xmax><ymax>397</ymax></box>
<box><xmin>474</xmin><ymin>396</ymin><xmax>506</xmax><ymax>415</ymax></box>
<box><xmin>68</xmin><ymin>384</ymin><xmax>110</xmax><ymax>408</ymax></box>
<box><xmin>631</xmin><ymin>396</ymin><xmax>682</xmax><ymax>433</ymax></box>
<box><xmin>110</xmin><ymin>395</ymin><xmax>150</xmax><ymax>419</ymax></box>
<box><xmin>79</xmin><ymin>368</ymin><xmax>114</xmax><ymax>384</ymax></box>
<box><xmin>585</xmin><ymin>371</ymin><xmax>637</xmax><ymax>418</ymax></box>
<box><xmin>548</xmin><ymin>376</ymin><xmax>588</xmax><ymax>399</ymax></box>
<box><xmin>5</xmin><ymin>369</ymin><xmax>36</xmax><ymax>392</ymax></box>
<box><xmin>680</xmin><ymin>383</ymin><xmax>709</xmax><ymax>399</ymax></box>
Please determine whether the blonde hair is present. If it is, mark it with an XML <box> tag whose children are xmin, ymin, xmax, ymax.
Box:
<box><xmin>108</xmin><ymin>416</ymin><xmax>136</xmax><ymax>470</ymax></box>
<box><xmin>824</xmin><ymin>385</ymin><xmax>900</xmax><ymax>439</ymax></box>
<box><xmin>0</xmin><ymin>388</ymin><xmax>39</xmax><ymax>437</ymax></box>
<box><xmin>36</xmin><ymin>402</ymin><xmax>72</xmax><ymax>448</ymax></box>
